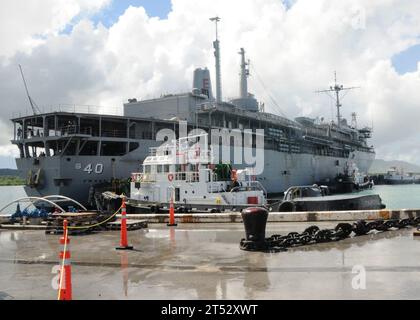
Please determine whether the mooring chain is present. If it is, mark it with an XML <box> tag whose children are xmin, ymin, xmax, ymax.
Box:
<box><xmin>240</xmin><ymin>217</ymin><xmax>420</xmax><ymax>253</ymax></box>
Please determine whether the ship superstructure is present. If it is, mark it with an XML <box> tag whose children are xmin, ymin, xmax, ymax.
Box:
<box><xmin>10</xmin><ymin>19</ymin><xmax>375</xmax><ymax>206</ymax></box>
<box><xmin>129</xmin><ymin>133</ymin><xmax>267</xmax><ymax>211</ymax></box>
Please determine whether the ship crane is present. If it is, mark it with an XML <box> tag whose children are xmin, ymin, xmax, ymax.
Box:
<box><xmin>18</xmin><ymin>64</ymin><xmax>41</xmax><ymax>115</ymax></box>
<box><xmin>316</xmin><ymin>72</ymin><xmax>359</xmax><ymax>128</ymax></box>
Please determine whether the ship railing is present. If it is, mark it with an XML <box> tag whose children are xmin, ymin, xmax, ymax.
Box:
<box><xmin>149</xmin><ymin>145</ymin><xmax>212</xmax><ymax>161</ymax></box>
<box><xmin>101</xmin><ymin>129</ymin><xmax>128</xmax><ymax>138</ymax></box>
<box><xmin>134</xmin><ymin>172</ymin><xmax>200</xmax><ymax>183</ymax></box>
<box><xmin>138</xmin><ymin>173</ymin><xmax>157</xmax><ymax>183</ymax></box>
<box><xmin>57</xmin><ymin>125</ymin><xmax>93</xmax><ymax>137</ymax></box>
<box><xmin>54</xmin><ymin>127</ymin><xmax>126</xmax><ymax>138</ymax></box>
<box><xmin>11</xmin><ymin>104</ymin><xmax>122</xmax><ymax>118</ymax></box>
<box><xmin>231</xmin><ymin>181</ymin><xmax>267</xmax><ymax>198</ymax></box>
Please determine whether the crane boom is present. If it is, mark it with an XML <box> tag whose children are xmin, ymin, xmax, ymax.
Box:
<box><xmin>18</xmin><ymin>64</ymin><xmax>40</xmax><ymax>115</ymax></box>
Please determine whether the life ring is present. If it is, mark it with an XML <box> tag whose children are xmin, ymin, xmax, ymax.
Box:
<box><xmin>168</xmin><ymin>173</ymin><xmax>174</xmax><ymax>182</ymax></box>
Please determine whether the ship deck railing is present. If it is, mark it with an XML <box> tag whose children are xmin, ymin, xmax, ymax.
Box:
<box><xmin>13</xmin><ymin>125</ymin><xmax>129</xmax><ymax>141</ymax></box>
<box><xmin>231</xmin><ymin>181</ymin><xmax>268</xmax><ymax>199</ymax></box>
<box><xmin>134</xmin><ymin>172</ymin><xmax>202</xmax><ymax>184</ymax></box>
<box><xmin>11</xmin><ymin>104</ymin><xmax>122</xmax><ymax>119</ymax></box>
<box><xmin>149</xmin><ymin>146</ymin><xmax>212</xmax><ymax>160</ymax></box>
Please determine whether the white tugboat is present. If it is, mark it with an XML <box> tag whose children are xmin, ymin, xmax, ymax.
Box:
<box><xmin>128</xmin><ymin>134</ymin><xmax>267</xmax><ymax>213</ymax></box>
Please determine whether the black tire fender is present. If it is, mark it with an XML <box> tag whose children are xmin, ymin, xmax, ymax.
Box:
<box><xmin>279</xmin><ymin>201</ymin><xmax>296</xmax><ymax>212</ymax></box>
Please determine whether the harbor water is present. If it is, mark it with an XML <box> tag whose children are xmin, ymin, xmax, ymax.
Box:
<box><xmin>0</xmin><ymin>184</ymin><xmax>420</xmax><ymax>212</ymax></box>
<box><xmin>357</xmin><ymin>184</ymin><xmax>420</xmax><ymax>210</ymax></box>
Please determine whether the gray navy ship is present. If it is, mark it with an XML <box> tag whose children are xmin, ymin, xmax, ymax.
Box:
<box><xmin>10</xmin><ymin>18</ymin><xmax>375</xmax><ymax>206</ymax></box>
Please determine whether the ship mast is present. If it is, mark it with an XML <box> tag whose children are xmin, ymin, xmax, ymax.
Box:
<box><xmin>210</xmin><ymin>17</ymin><xmax>222</xmax><ymax>104</ymax></box>
<box><xmin>239</xmin><ymin>48</ymin><xmax>250</xmax><ymax>99</ymax></box>
<box><xmin>351</xmin><ymin>112</ymin><xmax>358</xmax><ymax>129</ymax></box>
<box><xmin>316</xmin><ymin>72</ymin><xmax>359</xmax><ymax>128</ymax></box>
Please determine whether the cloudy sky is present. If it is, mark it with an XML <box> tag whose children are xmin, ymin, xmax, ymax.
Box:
<box><xmin>0</xmin><ymin>0</ymin><xmax>419</xmax><ymax>168</ymax></box>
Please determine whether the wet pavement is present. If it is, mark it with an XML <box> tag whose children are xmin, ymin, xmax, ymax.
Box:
<box><xmin>1</xmin><ymin>222</ymin><xmax>420</xmax><ymax>300</ymax></box>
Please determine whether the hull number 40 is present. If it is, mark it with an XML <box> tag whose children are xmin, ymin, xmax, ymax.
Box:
<box><xmin>83</xmin><ymin>163</ymin><xmax>104</xmax><ymax>174</ymax></box>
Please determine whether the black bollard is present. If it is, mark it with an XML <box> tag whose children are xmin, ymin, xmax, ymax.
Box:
<box><xmin>240</xmin><ymin>207</ymin><xmax>269</xmax><ymax>251</ymax></box>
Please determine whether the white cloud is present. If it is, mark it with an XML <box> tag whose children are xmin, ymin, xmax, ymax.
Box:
<box><xmin>0</xmin><ymin>0</ymin><xmax>110</xmax><ymax>58</ymax></box>
<box><xmin>1</xmin><ymin>0</ymin><xmax>420</xmax><ymax>165</ymax></box>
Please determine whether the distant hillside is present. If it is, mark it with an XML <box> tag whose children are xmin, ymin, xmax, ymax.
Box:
<box><xmin>0</xmin><ymin>169</ymin><xmax>18</xmax><ymax>176</ymax></box>
<box><xmin>369</xmin><ymin>159</ymin><xmax>420</xmax><ymax>174</ymax></box>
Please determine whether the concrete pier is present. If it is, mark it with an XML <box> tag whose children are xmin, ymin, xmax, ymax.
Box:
<box><xmin>1</xmin><ymin>222</ymin><xmax>420</xmax><ymax>300</ymax></box>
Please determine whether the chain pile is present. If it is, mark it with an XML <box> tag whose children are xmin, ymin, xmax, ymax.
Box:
<box><xmin>240</xmin><ymin>217</ymin><xmax>420</xmax><ymax>253</ymax></box>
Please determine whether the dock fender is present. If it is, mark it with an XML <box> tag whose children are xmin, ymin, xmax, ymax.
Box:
<box><xmin>150</xmin><ymin>205</ymin><xmax>159</xmax><ymax>213</ymax></box>
<box><xmin>279</xmin><ymin>201</ymin><xmax>296</xmax><ymax>212</ymax></box>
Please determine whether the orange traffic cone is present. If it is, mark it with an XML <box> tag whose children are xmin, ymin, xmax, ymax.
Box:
<box><xmin>167</xmin><ymin>193</ymin><xmax>177</xmax><ymax>227</ymax></box>
<box><xmin>58</xmin><ymin>219</ymin><xmax>72</xmax><ymax>300</ymax></box>
<box><xmin>116</xmin><ymin>197</ymin><xmax>134</xmax><ymax>250</ymax></box>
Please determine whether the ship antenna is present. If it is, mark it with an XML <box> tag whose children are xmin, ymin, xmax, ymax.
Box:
<box><xmin>210</xmin><ymin>16</ymin><xmax>222</xmax><ymax>104</ymax></box>
<box><xmin>239</xmin><ymin>48</ymin><xmax>250</xmax><ymax>99</ymax></box>
<box><xmin>316</xmin><ymin>71</ymin><xmax>359</xmax><ymax>128</ymax></box>
<box><xmin>18</xmin><ymin>64</ymin><xmax>41</xmax><ymax>115</ymax></box>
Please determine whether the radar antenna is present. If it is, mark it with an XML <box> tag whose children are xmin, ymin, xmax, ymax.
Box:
<box><xmin>18</xmin><ymin>64</ymin><xmax>41</xmax><ymax>115</ymax></box>
<box><xmin>210</xmin><ymin>16</ymin><xmax>222</xmax><ymax>104</ymax></box>
<box><xmin>316</xmin><ymin>72</ymin><xmax>359</xmax><ymax>128</ymax></box>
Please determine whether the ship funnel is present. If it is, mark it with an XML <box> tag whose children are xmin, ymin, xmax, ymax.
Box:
<box><xmin>193</xmin><ymin>68</ymin><xmax>213</xmax><ymax>100</ymax></box>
